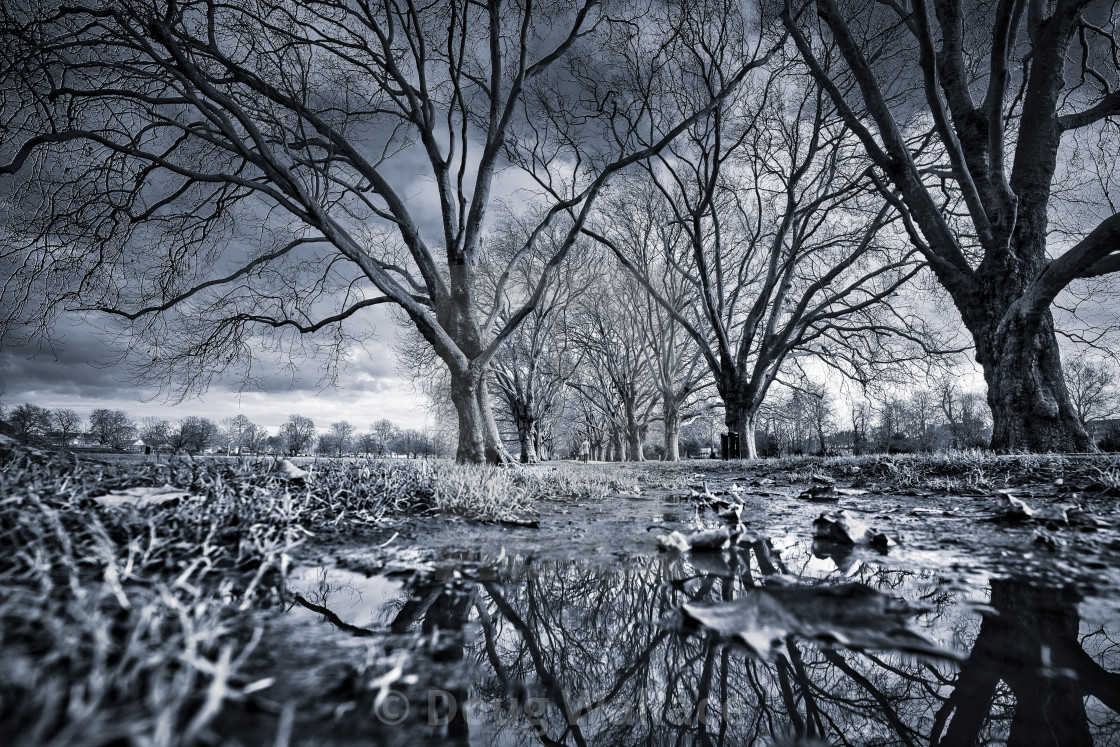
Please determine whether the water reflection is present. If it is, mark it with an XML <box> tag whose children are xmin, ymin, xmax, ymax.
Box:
<box><xmin>294</xmin><ymin>542</ymin><xmax>1120</xmax><ymax>746</ymax></box>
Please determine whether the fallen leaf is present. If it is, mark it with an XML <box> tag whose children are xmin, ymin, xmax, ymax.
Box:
<box><xmin>993</xmin><ymin>492</ymin><xmax>1033</xmax><ymax>520</ymax></box>
<box><xmin>276</xmin><ymin>459</ymin><xmax>310</xmax><ymax>480</ymax></box>
<box><xmin>657</xmin><ymin>531</ymin><xmax>691</xmax><ymax>553</ymax></box>
<box><xmin>93</xmin><ymin>484</ymin><xmax>200</xmax><ymax>508</ymax></box>
<box><xmin>688</xmin><ymin>527</ymin><xmax>731</xmax><ymax>552</ymax></box>
<box><xmin>813</xmin><ymin>510</ymin><xmax>890</xmax><ymax>547</ymax></box>
<box><xmin>1035</xmin><ymin>503</ymin><xmax>1072</xmax><ymax>523</ymax></box>
<box><xmin>799</xmin><ymin>485</ymin><xmax>839</xmax><ymax>502</ymax></box>
<box><xmin>682</xmin><ymin>582</ymin><xmax>957</xmax><ymax>660</ymax></box>
<box><xmin>718</xmin><ymin>503</ymin><xmax>743</xmax><ymax>524</ymax></box>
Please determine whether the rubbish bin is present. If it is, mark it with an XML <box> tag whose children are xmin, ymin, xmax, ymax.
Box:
<box><xmin>720</xmin><ymin>432</ymin><xmax>741</xmax><ymax>460</ymax></box>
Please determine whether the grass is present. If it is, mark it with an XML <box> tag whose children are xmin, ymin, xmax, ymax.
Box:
<box><xmin>0</xmin><ymin>443</ymin><xmax>641</xmax><ymax>745</ymax></box>
<box><xmin>689</xmin><ymin>450</ymin><xmax>1120</xmax><ymax>489</ymax></box>
<box><xmin>3</xmin><ymin>441</ymin><xmax>1118</xmax><ymax>745</ymax></box>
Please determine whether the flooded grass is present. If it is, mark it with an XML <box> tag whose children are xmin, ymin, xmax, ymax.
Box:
<box><xmin>2</xmin><ymin>441</ymin><xmax>1119</xmax><ymax>745</ymax></box>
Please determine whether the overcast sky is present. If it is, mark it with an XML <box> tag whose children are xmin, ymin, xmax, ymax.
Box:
<box><xmin>0</xmin><ymin>309</ymin><xmax>430</xmax><ymax>434</ymax></box>
<box><xmin>0</xmin><ymin>115</ymin><xmax>546</xmax><ymax>436</ymax></box>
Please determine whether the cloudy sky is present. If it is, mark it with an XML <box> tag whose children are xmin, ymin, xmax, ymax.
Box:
<box><xmin>0</xmin><ymin>101</ymin><xmax>543</xmax><ymax>438</ymax></box>
<box><xmin>0</xmin><ymin>309</ymin><xmax>430</xmax><ymax>434</ymax></box>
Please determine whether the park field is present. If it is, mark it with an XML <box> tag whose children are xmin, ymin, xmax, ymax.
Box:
<box><xmin>3</xmin><ymin>438</ymin><xmax>1120</xmax><ymax>745</ymax></box>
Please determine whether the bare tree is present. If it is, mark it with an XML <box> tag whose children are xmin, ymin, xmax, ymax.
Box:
<box><xmin>369</xmin><ymin>418</ymin><xmax>397</xmax><ymax>457</ymax></box>
<box><xmin>279</xmin><ymin>414</ymin><xmax>315</xmax><ymax>456</ymax></box>
<box><xmin>756</xmin><ymin>381</ymin><xmax>833</xmax><ymax>456</ymax></box>
<box><xmin>0</xmin><ymin>0</ymin><xmax>776</xmax><ymax>464</ymax></box>
<box><xmin>613</xmin><ymin>199</ymin><xmax>715</xmax><ymax>461</ymax></box>
<box><xmin>52</xmin><ymin>408</ymin><xmax>82</xmax><ymax>446</ymax></box>
<box><xmin>242</xmin><ymin>421</ymin><xmax>266</xmax><ymax>454</ymax></box>
<box><xmin>938</xmin><ymin>380</ymin><xmax>992</xmax><ymax>450</ymax></box>
<box><xmin>782</xmin><ymin>0</ymin><xmax>1120</xmax><ymax>451</ymax></box>
<box><xmin>568</xmin><ymin>267</ymin><xmax>660</xmax><ymax>461</ymax></box>
<box><xmin>906</xmin><ymin>388</ymin><xmax>942</xmax><ymax>452</ymax></box>
<box><xmin>1065</xmin><ymin>353</ymin><xmax>1120</xmax><ymax>425</ymax></box>
<box><xmin>218</xmin><ymin>414</ymin><xmax>257</xmax><ymax>455</ymax></box>
<box><xmin>802</xmin><ymin>380</ymin><xmax>835</xmax><ymax>455</ymax></box>
<box><xmin>329</xmin><ymin>420</ymin><xmax>355</xmax><ymax>457</ymax></box>
<box><xmin>874</xmin><ymin>396</ymin><xmax>909</xmax><ymax>453</ymax></box>
<box><xmin>138</xmin><ymin>416</ymin><xmax>171</xmax><ymax>451</ymax></box>
<box><xmin>484</xmin><ymin>217</ymin><xmax>587</xmax><ymax>463</ymax></box>
<box><xmin>89</xmin><ymin>408</ymin><xmax>136</xmax><ymax>449</ymax></box>
<box><xmin>563</xmin><ymin>385</ymin><xmax>613</xmax><ymax>461</ymax></box>
<box><xmin>9</xmin><ymin>403</ymin><xmax>51</xmax><ymax>436</ymax></box>
<box><xmin>590</xmin><ymin>52</ymin><xmax>928</xmax><ymax>457</ymax></box>
<box><xmin>166</xmin><ymin>416</ymin><xmax>217</xmax><ymax>453</ymax></box>
<box><xmin>847</xmin><ymin>399</ymin><xmax>872</xmax><ymax>455</ymax></box>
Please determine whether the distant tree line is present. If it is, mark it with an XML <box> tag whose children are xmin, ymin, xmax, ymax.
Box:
<box><xmin>510</xmin><ymin>351</ymin><xmax>1120</xmax><ymax>461</ymax></box>
<box><xmin>0</xmin><ymin>399</ymin><xmax>449</xmax><ymax>458</ymax></box>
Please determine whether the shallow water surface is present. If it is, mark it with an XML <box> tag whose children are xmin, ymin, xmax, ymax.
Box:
<box><xmin>284</xmin><ymin>515</ymin><xmax>1120</xmax><ymax>746</ymax></box>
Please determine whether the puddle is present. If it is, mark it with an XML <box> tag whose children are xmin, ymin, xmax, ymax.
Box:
<box><xmin>288</xmin><ymin>566</ymin><xmax>406</xmax><ymax>629</ymax></box>
<box><xmin>283</xmin><ymin>537</ymin><xmax>1120</xmax><ymax>745</ymax></box>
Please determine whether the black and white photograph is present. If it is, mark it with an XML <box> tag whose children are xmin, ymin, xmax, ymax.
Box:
<box><xmin>1</xmin><ymin>0</ymin><xmax>1119</xmax><ymax>743</ymax></box>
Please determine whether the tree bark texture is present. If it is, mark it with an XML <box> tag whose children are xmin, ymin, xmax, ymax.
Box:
<box><xmin>450</xmin><ymin>372</ymin><xmax>511</xmax><ymax>465</ymax></box>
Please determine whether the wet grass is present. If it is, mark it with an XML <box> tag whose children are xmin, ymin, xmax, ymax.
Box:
<box><xmin>3</xmin><ymin>442</ymin><xmax>1118</xmax><ymax>745</ymax></box>
<box><xmin>616</xmin><ymin>450</ymin><xmax>1120</xmax><ymax>494</ymax></box>
<box><xmin>0</xmin><ymin>453</ymin><xmax>294</xmax><ymax>745</ymax></box>
<box><xmin>0</xmin><ymin>447</ymin><xmax>614</xmax><ymax>745</ymax></box>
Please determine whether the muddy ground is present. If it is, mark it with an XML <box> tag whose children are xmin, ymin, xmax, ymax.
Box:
<box><xmin>214</xmin><ymin>456</ymin><xmax>1120</xmax><ymax>746</ymax></box>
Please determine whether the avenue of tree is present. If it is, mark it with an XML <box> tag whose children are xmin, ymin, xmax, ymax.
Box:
<box><xmin>1</xmin><ymin>0</ymin><xmax>1118</xmax><ymax>462</ymax></box>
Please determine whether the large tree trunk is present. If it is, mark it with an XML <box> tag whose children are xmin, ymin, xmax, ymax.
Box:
<box><xmin>663</xmin><ymin>409</ymin><xmax>681</xmax><ymax>461</ymax></box>
<box><xmin>478</xmin><ymin>378</ymin><xmax>512</xmax><ymax>464</ymax></box>
<box><xmin>743</xmin><ymin>415</ymin><xmax>758</xmax><ymax>460</ymax></box>
<box><xmin>625</xmin><ymin>413</ymin><xmax>645</xmax><ymax>462</ymax></box>
<box><xmin>515</xmin><ymin>416</ymin><xmax>538</xmax><ymax>464</ymax></box>
<box><xmin>450</xmin><ymin>372</ymin><xmax>512</xmax><ymax>464</ymax></box>
<box><xmin>532</xmin><ymin>427</ymin><xmax>545</xmax><ymax>461</ymax></box>
<box><xmin>724</xmin><ymin>395</ymin><xmax>759</xmax><ymax>459</ymax></box>
<box><xmin>627</xmin><ymin>429</ymin><xmax>644</xmax><ymax>461</ymax></box>
<box><xmin>975</xmin><ymin>311</ymin><xmax>1092</xmax><ymax>453</ymax></box>
<box><xmin>609</xmin><ymin>427</ymin><xmax>626</xmax><ymax>462</ymax></box>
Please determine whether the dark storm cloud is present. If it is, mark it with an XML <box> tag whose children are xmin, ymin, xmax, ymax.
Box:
<box><xmin>0</xmin><ymin>311</ymin><xmax>424</xmax><ymax>431</ymax></box>
<box><xmin>0</xmin><ymin>324</ymin><xmax>137</xmax><ymax>400</ymax></box>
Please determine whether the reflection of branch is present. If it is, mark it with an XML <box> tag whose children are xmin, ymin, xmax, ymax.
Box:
<box><xmin>291</xmin><ymin>593</ymin><xmax>375</xmax><ymax>637</ymax></box>
<box><xmin>481</xmin><ymin>580</ymin><xmax>589</xmax><ymax>747</ymax></box>
<box><xmin>567</xmin><ymin>630</ymin><xmax>670</xmax><ymax>721</ymax></box>
<box><xmin>1064</xmin><ymin>642</ymin><xmax>1120</xmax><ymax>714</ymax></box>
<box><xmin>787</xmin><ymin>641</ymin><xmax>826</xmax><ymax>739</ymax></box>
<box><xmin>821</xmin><ymin>650</ymin><xmax>917</xmax><ymax>747</ymax></box>
<box><xmin>472</xmin><ymin>595</ymin><xmax>562</xmax><ymax>747</ymax></box>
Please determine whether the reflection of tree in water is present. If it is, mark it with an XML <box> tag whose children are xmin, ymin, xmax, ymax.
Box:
<box><xmin>931</xmin><ymin>581</ymin><xmax>1120</xmax><ymax>746</ymax></box>
<box><xmin>386</xmin><ymin>545</ymin><xmax>1119</xmax><ymax>746</ymax></box>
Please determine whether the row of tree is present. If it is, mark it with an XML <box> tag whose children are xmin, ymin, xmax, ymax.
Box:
<box><xmin>470</xmin><ymin>223</ymin><xmax>1119</xmax><ymax>461</ymax></box>
<box><xmin>2</xmin><ymin>0</ymin><xmax>1118</xmax><ymax>462</ymax></box>
<box><xmin>0</xmin><ymin>399</ymin><xmax>446</xmax><ymax>457</ymax></box>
